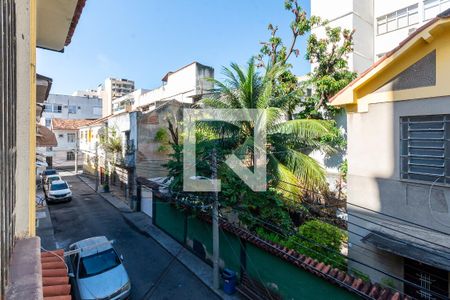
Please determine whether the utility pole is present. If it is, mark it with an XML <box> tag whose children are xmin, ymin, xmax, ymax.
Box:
<box><xmin>211</xmin><ymin>148</ymin><xmax>220</xmax><ymax>289</ymax></box>
<box><xmin>95</xmin><ymin>142</ymin><xmax>99</xmax><ymax>192</ymax></box>
<box><xmin>74</xmin><ymin>144</ymin><xmax>78</xmax><ymax>174</ymax></box>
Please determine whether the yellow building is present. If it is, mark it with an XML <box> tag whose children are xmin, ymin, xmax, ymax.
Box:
<box><xmin>331</xmin><ymin>9</ymin><xmax>450</xmax><ymax>299</ymax></box>
<box><xmin>2</xmin><ymin>0</ymin><xmax>86</xmax><ymax>298</ymax></box>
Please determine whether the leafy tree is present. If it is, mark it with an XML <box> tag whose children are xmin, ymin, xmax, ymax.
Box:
<box><xmin>300</xmin><ymin>26</ymin><xmax>358</xmax><ymax>119</ymax></box>
<box><xmin>98</xmin><ymin>126</ymin><xmax>122</xmax><ymax>188</ymax></box>
<box><xmin>199</xmin><ymin>59</ymin><xmax>334</xmax><ymax>199</ymax></box>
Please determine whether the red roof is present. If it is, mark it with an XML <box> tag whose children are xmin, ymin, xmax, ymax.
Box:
<box><xmin>64</xmin><ymin>0</ymin><xmax>87</xmax><ymax>46</ymax></box>
<box><xmin>41</xmin><ymin>250</ymin><xmax>71</xmax><ymax>300</ymax></box>
<box><xmin>52</xmin><ymin>118</ymin><xmax>95</xmax><ymax>130</ymax></box>
<box><xmin>330</xmin><ymin>8</ymin><xmax>450</xmax><ymax>103</ymax></box>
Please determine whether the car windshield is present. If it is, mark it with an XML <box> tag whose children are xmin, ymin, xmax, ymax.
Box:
<box><xmin>44</xmin><ymin>170</ymin><xmax>56</xmax><ymax>175</ymax></box>
<box><xmin>48</xmin><ymin>177</ymin><xmax>60</xmax><ymax>184</ymax></box>
<box><xmin>50</xmin><ymin>183</ymin><xmax>68</xmax><ymax>191</ymax></box>
<box><xmin>78</xmin><ymin>248</ymin><xmax>121</xmax><ymax>278</ymax></box>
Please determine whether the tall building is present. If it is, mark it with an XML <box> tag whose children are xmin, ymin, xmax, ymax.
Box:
<box><xmin>98</xmin><ymin>77</ymin><xmax>135</xmax><ymax>117</ymax></box>
<box><xmin>311</xmin><ymin>0</ymin><xmax>450</xmax><ymax>73</ymax></box>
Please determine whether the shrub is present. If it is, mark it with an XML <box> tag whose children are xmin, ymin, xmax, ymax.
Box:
<box><xmin>292</xmin><ymin>220</ymin><xmax>347</xmax><ymax>269</ymax></box>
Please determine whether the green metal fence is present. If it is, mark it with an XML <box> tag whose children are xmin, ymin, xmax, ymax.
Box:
<box><xmin>153</xmin><ymin>197</ymin><xmax>359</xmax><ymax>300</ymax></box>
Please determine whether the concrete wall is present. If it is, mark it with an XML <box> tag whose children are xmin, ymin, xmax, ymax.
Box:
<box><xmin>15</xmin><ymin>0</ymin><xmax>33</xmax><ymax>237</ymax></box>
<box><xmin>346</xmin><ymin>96</ymin><xmax>450</xmax><ymax>288</ymax></box>
<box><xmin>41</xmin><ymin>94</ymin><xmax>101</xmax><ymax>124</ymax></box>
<box><xmin>311</xmin><ymin>0</ymin><xmax>374</xmax><ymax>74</ymax></box>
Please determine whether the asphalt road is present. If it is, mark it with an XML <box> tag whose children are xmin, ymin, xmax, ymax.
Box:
<box><xmin>47</xmin><ymin>174</ymin><xmax>219</xmax><ymax>300</ymax></box>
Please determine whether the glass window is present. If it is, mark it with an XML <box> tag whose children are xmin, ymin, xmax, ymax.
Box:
<box><xmin>377</xmin><ymin>4</ymin><xmax>419</xmax><ymax>35</ymax></box>
<box><xmin>67</xmin><ymin>151</ymin><xmax>75</xmax><ymax>161</ymax></box>
<box><xmin>78</xmin><ymin>249</ymin><xmax>121</xmax><ymax>278</ymax></box>
<box><xmin>67</xmin><ymin>133</ymin><xmax>76</xmax><ymax>143</ymax></box>
<box><xmin>68</xmin><ymin>105</ymin><xmax>77</xmax><ymax>114</ymax></box>
<box><xmin>58</xmin><ymin>134</ymin><xmax>64</xmax><ymax>138</ymax></box>
<box><xmin>55</xmin><ymin>105</ymin><xmax>62</xmax><ymax>113</ymax></box>
<box><xmin>44</xmin><ymin>104</ymin><xmax>52</xmax><ymax>112</ymax></box>
<box><xmin>50</xmin><ymin>182</ymin><xmax>69</xmax><ymax>191</ymax></box>
<box><xmin>400</xmin><ymin>115</ymin><xmax>450</xmax><ymax>184</ymax></box>
<box><xmin>424</xmin><ymin>0</ymin><xmax>449</xmax><ymax>20</ymax></box>
<box><xmin>45</xmin><ymin>118</ymin><xmax>51</xmax><ymax>127</ymax></box>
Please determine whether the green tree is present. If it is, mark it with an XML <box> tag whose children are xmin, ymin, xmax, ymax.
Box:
<box><xmin>199</xmin><ymin>59</ymin><xmax>334</xmax><ymax>200</ymax></box>
<box><xmin>300</xmin><ymin>26</ymin><xmax>358</xmax><ymax>119</ymax></box>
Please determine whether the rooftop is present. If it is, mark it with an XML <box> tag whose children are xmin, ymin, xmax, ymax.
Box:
<box><xmin>52</xmin><ymin>118</ymin><xmax>95</xmax><ymax>130</ymax></box>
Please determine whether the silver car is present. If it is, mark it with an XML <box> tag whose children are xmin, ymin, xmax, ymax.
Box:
<box><xmin>68</xmin><ymin>236</ymin><xmax>131</xmax><ymax>300</ymax></box>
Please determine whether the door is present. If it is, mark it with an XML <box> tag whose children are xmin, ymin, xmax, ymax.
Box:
<box><xmin>141</xmin><ymin>186</ymin><xmax>153</xmax><ymax>218</ymax></box>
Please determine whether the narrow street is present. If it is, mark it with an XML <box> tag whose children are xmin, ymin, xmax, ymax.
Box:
<box><xmin>46</xmin><ymin>174</ymin><xmax>219</xmax><ymax>300</ymax></box>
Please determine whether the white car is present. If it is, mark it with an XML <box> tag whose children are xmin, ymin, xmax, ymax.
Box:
<box><xmin>68</xmin><ymin>236</ymin><xmax>131</xmax><ymax>300</ymax></box>
<box><xmin>46</xmin><ymin>180</ymin><xmax>72</xmax><ymax>202</ymax></box>
<box><xmin>45</xmin><ymin>174</ymin><xmax>61</xmax><ymax>187</ymax></box>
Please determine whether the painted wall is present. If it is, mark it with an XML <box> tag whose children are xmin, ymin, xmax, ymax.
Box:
<box><xmin>41</xmin><ymin>94</ymin><xmax>101</xmax><ymax>124</ymax></box>
<box><xmin>346</xmin><ymin>97</ymin><xmax>450</xmax><ymax>289</ymax></box>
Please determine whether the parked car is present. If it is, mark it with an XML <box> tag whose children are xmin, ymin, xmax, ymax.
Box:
<box><xmin>41</xmin><ymin>168</ymin><xmax>57</xmax><ymax>184</ymax></box>
<box><xmin>44</xmin><ymin>174</ymin><xmax>62</xmax><ymax>187</ymax></box>
<box><xmin>46</xmin><ymin>180</ymin><xmax>72</xmax><ymax>203</ymax></box>
<box><xmin>67</xmin><ymin>236</ymin><xmax>131</xmax><ymax>300</ymax></box>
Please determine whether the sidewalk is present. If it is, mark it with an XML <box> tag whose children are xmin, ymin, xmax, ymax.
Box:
<box><xmin>36</xmin><ymin>190</ymin><xmax>57</xmax><ymax>250</ymax></box>
<box><xmin>78</xmin><ymin>174</ymin><xmax>242</xmax><ymax>300</ymax></box>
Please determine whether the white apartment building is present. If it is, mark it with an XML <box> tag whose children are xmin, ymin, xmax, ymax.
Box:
<box><xmin>111</xmin><ymin>62</ymin><xmax>214</xmax><ymax>114</ymax></box>
<box><xmin>98</xmin><ymin>77</ymin><xmax>135</xmax><ymax>117</ymax></box>
<box><xmin>311</xmin><ymin>0</ymin><xmax>450</xmax><ymax>73</ymax></box>
<box><xmin>40</xmin><ymin>94</ymin><xmax>102</xmax><ymax>168</ymax></box>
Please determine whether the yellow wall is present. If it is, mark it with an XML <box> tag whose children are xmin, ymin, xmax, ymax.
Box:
<box><xmin>332</xmin><ymin>20</ymin><xmax>450</xmax><ymax>113</ymax></box>
<box><xmin>29</xmin><ymin>0</ymin><xmax>37</xmax><ymax>236</ymax></box>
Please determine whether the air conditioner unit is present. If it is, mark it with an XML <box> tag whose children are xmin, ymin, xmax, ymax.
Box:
<box><xmin>408</xmin><ymin>27</ymin><xmax>417</xmax><ymax>35</ymax></box>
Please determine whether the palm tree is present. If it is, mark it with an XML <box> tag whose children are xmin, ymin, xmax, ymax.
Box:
<box><xmin>198</xmin><ymin>58</ymin><xmax>334</xmax><ymax>202</ymax></box>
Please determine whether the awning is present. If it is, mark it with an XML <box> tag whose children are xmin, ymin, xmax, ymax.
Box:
<box><xmin>363</xmin><ymin>230</ymin><xmax>450</xmax><ymax>272</ymax></box>
<box><xmin>36</xmin><ymin>124</ymin><xmax>57</xmax><ymax>147</ymax></box>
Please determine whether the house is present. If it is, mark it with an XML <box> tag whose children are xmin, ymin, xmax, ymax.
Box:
<box><xmin>39</xmin><ymin>93</ymin><xmax>101</xmax><ymax>167</ymax></box>
<box><xmin>50</xmin><ymin>118</ymin><xmax>93</xmax><ymax>168</ymax></box>
<box><xmin>331</xmin><ymin>10</ymin><xmax>450</xmax><ymax>299</ymax></box>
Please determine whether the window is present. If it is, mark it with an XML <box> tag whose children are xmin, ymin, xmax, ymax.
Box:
<box><xmin>377</xmin><ymin>4</ymin><xmax>419</xmax><ymax>35</ymax></box>
<box><xmin>58</xmin><ymin>134</ymin><xmax>64</xmax><ymax>138</ymax></box>
<box><xmin>66</xmin><ymin>151</ymin><xmax>75</xmax><ymax>161</ymax></box>
<box><xmin>424</xmin><ymin>0</ymin><xmax>450</xmax><ymax>20</ymax></box>
<box><xmin>93</xmin><ymin>107</ymin><xmax>102</xmax><ymax>115</ymax></box>
<box><xmin>68</xmin><ymin>105</ymin><xmax>77</xmax><ymax>114</ymax></box>
<box><xmin>67</xmin><ymin>133</ymin><xmax>76</xmax><ymax>143</ymax></box>
<box><xmin>45</xmin><ymin>118</ymin><xmax>51</xmax><ymax>127</ymax></box>
<box><xmin>400</xmin><ymin>115</ymin><xmax>450</xmax><ymax>184</ymax></box>
<box><xmin>44</xmin><ymin>104</ymin><xmax>52</xmax><ymax>112</ymax></box>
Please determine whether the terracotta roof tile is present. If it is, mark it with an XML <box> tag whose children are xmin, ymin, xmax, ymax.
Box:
<box><xmin>41</xmin><ymin>250</ymin><xmax>71</xmax><ymax>300</ymax></box>
<box><xmin>52</xmin><ymin>118</ymin><xmax>95</xmax><ymax>130</ymax></box>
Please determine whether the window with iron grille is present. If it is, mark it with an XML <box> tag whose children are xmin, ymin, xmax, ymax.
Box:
<box><xmin>400</xmin><ymin>115</ymin><xmax>450</xmax><ymax>184</ymax></box>
<box><xmin>67</xmin><ymin>133</ymin><xmax>76</xmax><ymax>143</ymax></box>
<box><xmin>67</xmin><ymin>151</ymin><xmax>75</xmax><ymax>161</ymax></box>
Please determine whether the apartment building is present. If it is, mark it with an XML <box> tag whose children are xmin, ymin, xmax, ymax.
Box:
<box><xmin>98</xmin><ymin>77</ymin><xmax>135</xmax><ymax>117</ymax></box>
<box><xmin>311</xmin><ymin>0</ymin><xmax>450</xmax><ymax>73</ymax></box>
<box><xmin>39</xmin><ymin>94</ymin><xmax>101</xmax><ymax>167</ymax></box>
<box><xmin>112</xmin><ymin>62</ymin><xmax>214</xmax><ymax>114</ymax></box>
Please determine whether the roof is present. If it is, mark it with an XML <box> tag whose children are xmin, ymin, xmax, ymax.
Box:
<box><xmin>52</xmin><ymin>118</ymin><xmax>95</xmax><ymax>130</ymax></box>
<box><xmin>41</xmin><ymin>249</ymin><xmax>71</xmax><ymax>299</ymax></box>
<box><xmin>71</xmin><ymin>236</ymin><xmax>113</xmax><ymax>257</ymax></box>
<box><xmin>330</xmin><ymin>8</ymin><xmax>450</xmax><ymax>105</ymax></box>
<box><xmin>64</xmin><ymin>0</ymin><xmax>87</xmax><ymax>46</ymax></box>
<box><xmin>36</xmin><ymin>74</ymin><xmax>53</xmax><ymax>103</ymax></box>
<box><xmin>137</xmin><ymin>177</ymin><xmax>410</xmax><ymax>300</ymax></box>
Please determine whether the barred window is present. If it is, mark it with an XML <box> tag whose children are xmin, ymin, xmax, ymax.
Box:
<box><xmin>400</xmin><ymin>115</ymin><xmax>450</xmax><ymax>184</ymax></box>
<box><xmin>67</xmin><ymin>151</ymin><xmax>75</xmax><ymax>161</ymax></box>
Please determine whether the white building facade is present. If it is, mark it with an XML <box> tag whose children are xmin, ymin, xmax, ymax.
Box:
<box><xmin>98</xmin><ymin>77</ymin><xmax>135</xmax><ymax>117</ymax></box>
<box><xmin>111</xmin><ymin>62</ymin><xmax>214</xmax><ymax>114</ymax></box>
<box><xmin>311</xmin><ymin>0</ymin><xmax>450</xmax><ymax>72</ymax></box>
<box><xmin>40</xmin><ymin>94</ymin><xmax>102</xmax><ymax>168</ymax></box>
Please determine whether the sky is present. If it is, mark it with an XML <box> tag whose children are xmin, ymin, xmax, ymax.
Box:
<box><xmin>37</xmin><ymin>0</ymin><xmax>312</xmax><ymax>95</ymax></box>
